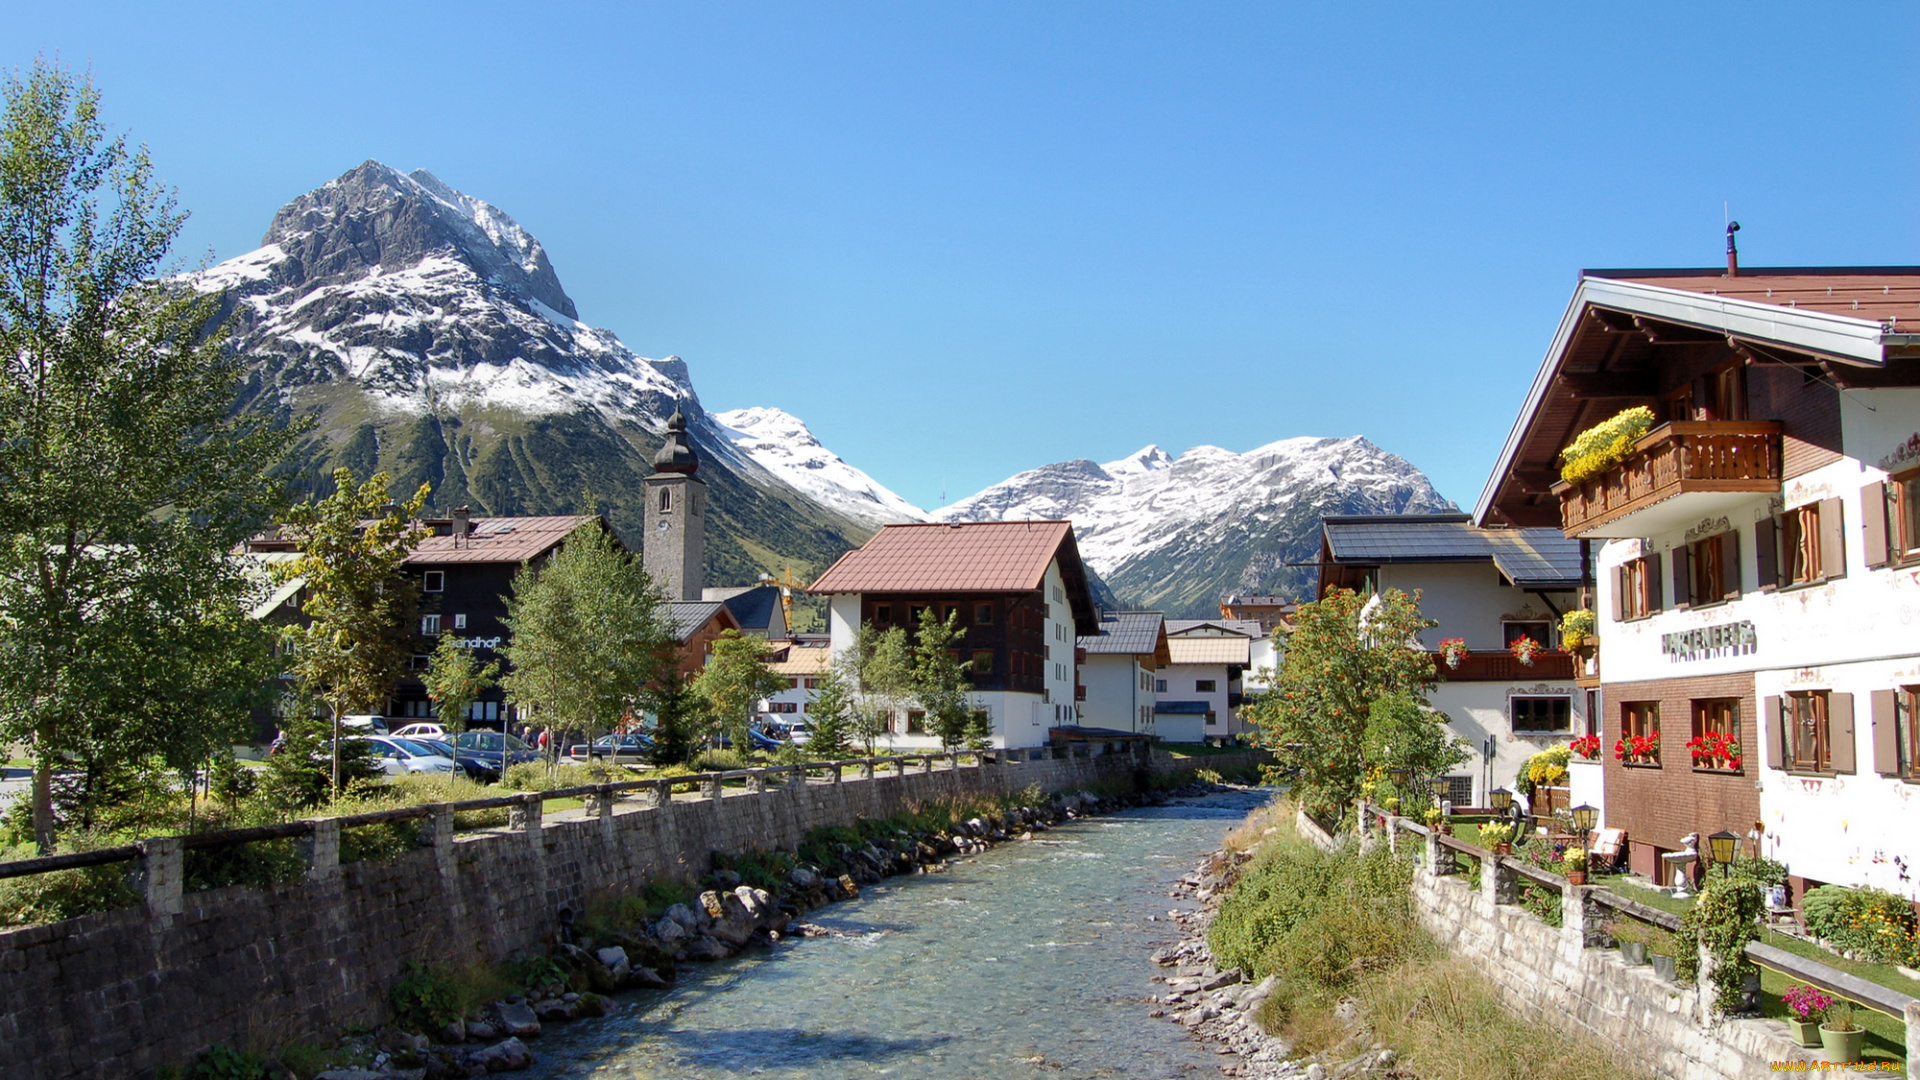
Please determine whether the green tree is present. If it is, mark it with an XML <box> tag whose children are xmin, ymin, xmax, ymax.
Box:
<box><xmin>804</xmin><ymin>662</ymin><xmax>855</xmax><ymax>758</ymax></box>
<box><xmin>690</xmin><ymin>629</ymin><xmax>786</xmax><ymax>753</ymax></box>
<box><xmin>851</xmin><ymin>623</ymin><xmax>913</xmax><ymax>752</ymax></box>
<box><xmin>1242</xmin><ymin>587</ymin><xmax>1436</xmax><ymax>819</ymax></box>
<box><xmin>0</xmin><ymin>61</ymin><xmax>288</xmax><ymax>849</ymax></box>
<box><xmin>501</xmin><ymin>523</ymin><xmax>668</xmax><ymax>766</ymax></box>
<box><xmin>1362</xmin><ymin>691</ymin><xmax>1469</xmax><ymax>810</ymax></box>
<box><xmin>910</xmin><ymin>609</ymin><xmax>974</xmax><ymax>751</ymax></box>
<box><xmin>423</xmin><ymin>632</ymin><xmax>501</xmax><ymax>735</ymax></box>
<box><xmin>645</xmin><ymin>668</ymin><xmax>706</xmax><ymax>766</ymax></box>
<box><xmin>277</xmin><ymin>470</ymin><xmax>430</xmax><ymax>796</ymax></box>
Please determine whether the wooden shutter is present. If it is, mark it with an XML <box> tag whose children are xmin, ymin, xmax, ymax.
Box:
<box><xmin>1862</xmin><ymin>482</ymin><xmax>1891</xmax><ymax>568</ymax></box>
<box><xmin>1818</xmin><ymin>497</ymin><xmax>1847</xmax><ymax>580</ymax></box>
<box><xmin>1610</xmin><ymin>564</ymin><xmax>1625</xmax><ymax>622</ymax></box>
<box><xmin>1829</xmin><ymin>692</ymin><xmax>1855</xmax><ymax>774</ymax></box>
<box><xmin>1671</xmin><ymin>545</ymin><xmax>1693</xmax><ymax>609</ymax></box>
<box><xmin>1718</xmin><ymin>530</ymin><xmax>1742</xmax><ymax>600</ymax></box>
<box><xmin>1871</xmin><ymin>689</ymin><xmax>1899</xmax><ymax>775</ymax></box>
<box><xmin>1764</xmin><ymin>695</ymin><xmax>1784</xmax><ymax>770</ymax></box>
<box><xmin>1644</xmin><ymin>552</ymin><xmax>1663</xmax><ymax>612</ymax></box>
<box><xmin>1755</xmin><ymin>515</ymin><xmax>1780</xmax><ymax>591</ymax></box>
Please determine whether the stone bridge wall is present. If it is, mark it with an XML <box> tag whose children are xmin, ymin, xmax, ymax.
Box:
<box><xmin>0</xmin><ymin>747</ymin><xmax>1196</xmax><ymax>1080</ymax></box>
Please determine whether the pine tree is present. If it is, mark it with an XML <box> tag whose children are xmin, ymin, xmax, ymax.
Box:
<box><xmin>0</xmin><ymin>60</ymin><xmax>288</xmax><ymax>848</ymax></box>
<box><xmin>911</xmin><ymin>609</ymin><xmax>974</xmax><ymax>751</ymax></box>
<box><xmin>804</xmin><ymin>663</ymin><xmax>855</xmax><ymax>759</ymax></box>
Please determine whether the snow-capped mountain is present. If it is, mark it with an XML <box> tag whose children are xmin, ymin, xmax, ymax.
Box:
<box><xmin>935</xmin><ymin>437</ymin><xmax>1455</xmax><ymax>616</ymax></box>
<box><xmin>714</xmin><ymin>407</ymin><xmax>929</xmax><ymax>529</ymax></box>
<box><xmin>191</xmin><ymin>161</ymin><xmax>881</xmax><ymax>585</ymax></box>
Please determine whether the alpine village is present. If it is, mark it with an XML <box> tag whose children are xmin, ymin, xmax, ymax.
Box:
<box><xmin>3</xmin><ymin>33</ymin><xmax>1919</xmax><ymax>1080</ymax></box>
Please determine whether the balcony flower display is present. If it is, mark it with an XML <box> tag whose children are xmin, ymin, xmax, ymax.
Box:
<box><xmin>1569</xmin><ymin>734</ymin><xmax>1603</xmax><ymax>760</ymax></box>
<box><xmin>1439</xmin><ymin>637</ymin><xmax>1469</xmax><ymax>669</ymax></box>
<box><xmin>1614</xmin><ymin>731</ymin><xmax>1660</xmax><ymax>765</ymax></box>
<box><xmin>1508</xmin><ymin>635</ymin><xmax>1543</xmax><ymax>667</ymax></box>
<box><xmin>1558</xmin><ymin>406</ymin><xmax>1656</xmax><ymax>485</ymax></box>
<box><xmin>1558</xmin><ymin>608</ymin><xmax>1596</xmax><ymax>651</ymax></box>
<box><xmin>1685</xmin><ymin>732</ymin><xmax>1743</xmax><ymax>771</ymax></box>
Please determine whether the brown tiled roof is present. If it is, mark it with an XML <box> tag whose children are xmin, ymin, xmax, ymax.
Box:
<box><xmin>406</xmin><ymin>516</ymin><xmax>600</xmax><ymax>566</ymax></box>
<box><xmin>1166</xmin><ymin>636</ymin><xmax>1251</xmax><ymax>666</ymax></box>
<box><xmin>1600</xmin><ymin>270</ymin><xmax>1920</xmax><ymax>329</ymax></box>
<box><xmin>767</xmin><ymin>644</ymin><xmax>833</xmax><ymax>677</ymax></box>
<box><xmin>808</xmin><ymin>521</ymin><xmax>1076</xmax><ymax>594</ymax></box>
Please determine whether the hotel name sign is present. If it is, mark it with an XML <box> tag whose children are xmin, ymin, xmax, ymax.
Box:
<box><xmin>1662</xmin><ymin>621</ymin><xmax>1757</xmax><ymax>664</ymax></box>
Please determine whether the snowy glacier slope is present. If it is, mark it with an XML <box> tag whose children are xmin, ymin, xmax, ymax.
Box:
<box><xmin>713</xmin><ymin>407</ymin><xmax>929</xmax><ymax>529</ymax></box>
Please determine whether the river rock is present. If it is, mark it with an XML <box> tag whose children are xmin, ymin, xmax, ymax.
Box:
<box><xmin>467</xmin><ymin>1037</ymin><xmax>534</xmax><ymax>1072</ymax></box>
<box><xmin>680</xmin><ymin>935</ymin><xmax>733</xmax><ymax>961</ymax></box>
<box><xmin>491</xmin><ymin>1001</ymin><xmax>541</xmax><ymax>1038</ymax></box>
<box><xmin>465</xmin><ymin>1021</ymin><xmax>498</xmax><ymax>1042</ymax></box>
<box><xmin>625</xmin><ymin>965</ymin><xmax>670</xmax><ymax>988</ymax></box>
<box><xmin>788</xmin><ymin>866</ymin><xmax>821</xmax><ymax>890</ymax></box>
<box><xmin>712</xmin><ymin>868</ymin><xmax>743</xmax><ymax>891</ymax></box>
<box><xmin>437</xmin><ymin>1022</ymin><xmax>467</xmax><ymax>1045</ymax></box>
<box><xmin>531</xmin><ymin>998</ymin><xmax>575</xmax><ymax>1022</ymax></box>
<box><xmin>595</xmin><ymin>946</ymin><xmax>632</xmax><ymax>986</ymax></box>
<box><xmin>664</xmin><ymin>903</ymin><xmax>702</xmax><ymax>932</ymax></box>
<box><xmin>836</xmin><ymin>874</ymin><xmax>860</xmax><ymax>899</ymax></box>
<box><xmin>653</xmin><ymin>916</ymin><xmax>688</xmax><ymax>943</ymax></box>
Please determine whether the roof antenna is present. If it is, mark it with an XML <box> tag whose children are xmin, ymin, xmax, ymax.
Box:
<box><xmin>1725</xmin><ymin>213</ymin><xmax>1741</xmax><ymax>278</ymax></box>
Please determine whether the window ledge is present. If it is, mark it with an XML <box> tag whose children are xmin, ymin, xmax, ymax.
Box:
<box><xmin>1689</xmin><ymin>766</ymin><xmax>1745</xmax><ymax>776</ymax></box>
<box><xmin>1619</xmin><ymin>760</ymin><xmax>1663</xmax><ymax>769</ymax></box>
<box><xmin>1513</xmin><ymin>729</ymin><xmax>1576</xmax><ymax>737</ymax></box>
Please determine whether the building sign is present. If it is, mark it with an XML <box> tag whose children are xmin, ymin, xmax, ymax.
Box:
<box><xmin>453</xmin><ymin>636</ymin><xmax>504</xmax><ymax>650</ymax></box>
<box><xmin>1662</xmin><ymin>621</ymin><xmax>1757</xmax><ymax>663</ymax></box>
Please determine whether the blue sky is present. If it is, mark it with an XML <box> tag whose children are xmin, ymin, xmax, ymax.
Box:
<box><xmin>13</xmin><ymin>3</ymin><xmax>1917</xmax><ymax>511</ymax></box>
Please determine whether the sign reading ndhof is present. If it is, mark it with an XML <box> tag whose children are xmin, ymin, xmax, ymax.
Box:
<box><xmin>1661</xmin><ymin>621</ymin><xmax>1757</xmax><ymax>663</ymax></box>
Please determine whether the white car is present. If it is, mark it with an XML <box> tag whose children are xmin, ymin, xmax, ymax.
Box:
<box><xmin>359</xmin><ymin>736</ymin><xmax>456</xmax><ymax>776</ymax></box>
<box><xmin>764</xmin><ymin>718</ymin><xmax>812</xmax><ymax>746</ymax></box>
<box><xmin>389</xmin><ymin>722</ymin><xmax>449</xmax><ymax>741</ymax></box>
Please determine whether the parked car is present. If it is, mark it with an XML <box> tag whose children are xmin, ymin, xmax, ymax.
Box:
<box><xmin>389</xmin><ymin>722</ymin><xmax>449</xmax><ymax>742</ymax></box>
<box><xmin>568</xmin><ymin>733</ymin><xmax>655</xmax><ymax>765</ymax></box>
<box><xmin>341</xmin><ymin>714</ymin><xmax>389</xmax><ymax>735</ymax></box>
<box><xmin>747</xmin><ymin>725</ymin><xmax>784</xmax><ymax>753</ymax></box>
<box><xmin>763</xmin><ymin>718</ymin><xmax>812</xmax><ymax>746</ymax></box>
<box><xmin>355</xmin><ymin>736</ymin><xmax>456</xmax><ymax>776</ymax></box>
<box><xmin>452</xmin><ymin>730</ymin><xmax>543</xmax><ymax>773</ymax></box>
<box><xmin>411</xmin><ymin>737</ymin><xmax>502</xmax><ymax>782</ymax></box>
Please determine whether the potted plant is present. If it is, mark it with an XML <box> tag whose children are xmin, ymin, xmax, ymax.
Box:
<box><xmin>1480</xmin><ymin>820</ymin><xmax>1517</xmax><ymax>855</ymax></box>
<box><xmin>1781</xmin><ymin>985</ymin><xmax>1831</xmax><ymax>1049</ymax></box>
<box><xmin>1614</xmin><ymin>731</ymin><xmax>1660</xmax><ymax>765</ymax></box>
<box><xmin>1509</xmin><ymin>635</ymin><xmax>1542</xmax><ymax>667</ymax></box>
<box><xmin>1569</xmin><ymin>734</ymin><xmax>1603</xmax><ymax>761</ymax></box>
<box><xmin>1423</xmin><ymin>806</ymin><xmax>1449</xmax><ymax>835</ymax></box>
<box><xmin>1563</xmin><ymin>846</ymin><xmax>1589</xmax><ymax>886</ymax></box>
<box><xmin>1558</xmin><ymin>405</ymin><xmax>1656</xmax><ymax>486</ymax></box>
<box><xmin>1558</xmin><ymin>608</ymin><xmax>1596</xmax><ymax>653</ymax></box>
<box><xmin>1439</xmin><ymin>637</ymin><xmax>1469</xmax><ymax>670</ymax></box>
<box><xmin>1684</xmin><ymin>731</ymin><xmax>1743</xmax><ymax>771</ymax></box>
<box><xmin>1818</xmin><ymin>1002</ymin><xmax>1864</xmax><ymax>1064</ymax></box>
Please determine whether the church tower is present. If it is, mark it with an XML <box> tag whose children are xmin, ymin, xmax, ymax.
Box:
<box><xmin>643</xmin><ymin>403</ymin><xmax>706</xmax><ymax>601</ymax></box>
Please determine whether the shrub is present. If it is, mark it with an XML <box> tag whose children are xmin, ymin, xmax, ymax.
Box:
<box><xmin>1559</xmin><ymin>406</ymin><xmax>1656</xmax><ymax>485</ymax></box>
<box><xmin>192</xmin><ymin>1044</ymin><xmax>267</xmax><ymax>1080</ymax></box>
<box><xmin>1801</xmin><ymin>884</ymin><xmax>1916</xmax><ymax>964</ymax></box>
<box><xmin>1678</xmin><ymin>877</ymin><xmax>1763</xmax><ymax>1013</ymax></box>
<box><xmin>390</xmin><ymin>963</ymin><xmax>462</xmax><ymax>1031</ymax></box>
<box><xmin>0</xmin><ymin>834</ymin><xmax>141</xmax><ymax>927</ymax></box>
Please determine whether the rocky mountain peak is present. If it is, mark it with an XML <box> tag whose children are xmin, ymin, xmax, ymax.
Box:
<box><xmin>262</xmin><ymin>160</ymin><xmax>577</xmax><ymax>320</ymax></box>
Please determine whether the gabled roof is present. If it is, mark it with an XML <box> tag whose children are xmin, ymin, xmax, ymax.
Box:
<box><xmin>408</xmin><ymin>515</ymin><xmax>601</xmax><ymax>565</ymax></box>
<box><xmin>808</xmin><ymin>521</ymin><xmax>1100</xmax><ymax>634</ymax></box>
<box><xmin>767</xmin><ymin>643</ymin><xmax>833</xmax><ymax>677</ymax></box>
<box><xmin>1166</xmin><ymin>635</ymin><xmax>1251</xmax><ymax>666</ymax></box>
<box><xmin>1077</xmin><ymin>610</ymin><xmax>1170</xmax><ymax>663</ymax></box>
<box><xmin>706</xmin><ymin>584</ymin><xmax>783</xmax><ymax>633</ymax></box>
<box><xmin>1166</xmin><ymin>618</ymin><xmax>1263</xmax><ymax>639</ymax></box>
<box><xmin>666</xmin><ymin>601</ymin><xmax>734</xmax><ymax>643</ymax></box>
<box><xmin>1474</xmin><ymin>267</ymin><xmax>1920</xmax><ymax>528</ymax></box>
<box><xmin>1321</xmin><ymin>514</ymin><xmax>1582</xmax><ymax>589</ymax></box>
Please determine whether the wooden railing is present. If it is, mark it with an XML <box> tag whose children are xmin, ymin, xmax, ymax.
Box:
<box><xmin>1551</xmin><ymin>421</ymin><xmax>1781</xmax><ymax>536</ymax></box>
<box><xmin>0</xmin><ymin>742</ymin><xmax>1145</xmax><ymax>888</ymax></box>
<box><xmin>1363</xmin><ymin>802</ymin><xmax>1920</xmax><ymax>1051</ymax></box>
<box><xmin>1428</xmin><ymin>649</ymin><xmax>1576</xmax><ymax>681</ymax></box>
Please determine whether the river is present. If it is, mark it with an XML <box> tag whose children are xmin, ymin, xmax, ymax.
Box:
<box><xmin>523</xmin><ymin>788</ymin><xmax>1270</xmax><ymax>1079</ymax></box>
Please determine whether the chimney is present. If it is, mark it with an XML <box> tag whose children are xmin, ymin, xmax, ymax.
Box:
<box><xmin>1725</xmin><ymin>220</ymin><xmax>1741</xmax><ymax>277</ymax></box>
<box><xmin>451</xmin><ymin>505</ymin><xmax>470</xmax><ymax>543</ymax></box>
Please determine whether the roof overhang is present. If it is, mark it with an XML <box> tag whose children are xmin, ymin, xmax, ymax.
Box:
<box><xmin>1472</xmin><ymin>276</ymin><xmax>1894</xmax><ymax>527</ymax></box>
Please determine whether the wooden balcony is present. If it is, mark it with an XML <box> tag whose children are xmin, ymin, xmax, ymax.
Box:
<box><xmin>1429</xmin><ymin>650</ymin><xmax>1575</xmax><ymax>681</ymax></box>
<box><xmin>1551</xmin><ymin>421</ymin><xmax>1781</xmax><ymax>539</ymax></box>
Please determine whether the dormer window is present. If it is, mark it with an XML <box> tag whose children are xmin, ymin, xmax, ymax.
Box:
<box><xmin>422</xmin><ymin>571</ymin><xmax>444</xmax><ymax>593</ymax></box>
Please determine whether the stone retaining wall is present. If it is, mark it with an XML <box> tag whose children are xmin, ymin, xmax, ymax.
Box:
<box><xmin>0</xmin><ymin>747</ymin><xmax>1188</xmax><ymax>1080</ymax></box>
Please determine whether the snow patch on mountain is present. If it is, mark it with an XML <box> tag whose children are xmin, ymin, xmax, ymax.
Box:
<box><xmin>935</xmin><ymin>435</ymin><xmax>1454</xmax><ymax>577</ymax></box>
<box><xmin>714</xmin><ymin>407</ymin><xmax>929</xmax><ymax>529</ymax></box>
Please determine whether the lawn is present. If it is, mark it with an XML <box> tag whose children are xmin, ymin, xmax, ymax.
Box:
<box><xmin>1162</xmin><ymin>743</ymin><xmax>1262</xmax><ymax>758</ymax></box>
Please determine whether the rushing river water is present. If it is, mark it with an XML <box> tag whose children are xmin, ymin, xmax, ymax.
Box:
<box><xmin>524</xmin><ymin>788</ymin><xmax>1271</xmax><ymax>1080</ymax></box>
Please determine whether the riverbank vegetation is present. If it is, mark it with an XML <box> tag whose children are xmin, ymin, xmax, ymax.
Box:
<box><xmin>1210</xmin><ymin>803</ymin><xmax>1650</xmax><ymax>1080</ymax></box>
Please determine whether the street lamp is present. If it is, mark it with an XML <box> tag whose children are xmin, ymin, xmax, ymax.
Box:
<box><xmin>1570</xmin><ymin>803</ymin><xmax>1598</xmax><ymax>842</ymax></box>
<box><xmin>1707</xmin><ymin>829</ymin><xmax>1741</xmax><ymax>874</ymax></box>
<box><xmin>1489</xmin><ymin>787</ymin><xmax>1513</xmax><ymax>813</ymax></box>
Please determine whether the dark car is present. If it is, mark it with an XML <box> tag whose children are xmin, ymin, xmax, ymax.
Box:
<box><xmin>414</xmin><ymin>738</ymin><xmax>504</xmax><ymax>782</ymax></box>
<box><xmin>451</xmin><ymin>730</ymin><xmax>542</xmax><ymax>776</ymax></box>
<box><xmin>747</xmin><ymin>725</ymin><xmax>784</xmax><ymax>753</ymax></box>
<box><xmin>568</xmin><ymin>733</ymin><xmax>655</xmax><ymax>765</ymax></box>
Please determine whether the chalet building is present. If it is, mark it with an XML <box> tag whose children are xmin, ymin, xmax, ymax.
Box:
<box><xmin>1220</xmin><ymin>594</ymin><xmax>1295</xmax><ymax>635</ymax></box>
<box><xmin>808</xmin><ymin>521</ymin><xmax>1100</xmax><ymax>749</ymax></box>
<box><xmin>1159</xmin><ymin>619</ymin><xmax>1263</xmax><ymax>744</ymax></box>
<box><xmin>702</xmin><ymin>584</ymin><xmax>789</xmax><ymax>640</ymax></box>
<box><xmin>755</xmin><ymin>636</ymin><xmax>833</xmax><ymax>726</ymax></box>
<box><xmin>1316</xmin><ymin>514</ymin><xmax>1586</xmax><ymax>807</ymax></box>
<box><xmin>1476</xmin><ymin>263</ymin><xmax>1920</xmax><ymax>901</ymax></box>
<box><xmin>249</xmin><ymin>511</ymin><xmax>606</xmax><ymax>729</ymax></box>
<box><xmin>1075</xmin><ymin>610</ymin><xmax>1169</xmax><ymax>735</ymax></box>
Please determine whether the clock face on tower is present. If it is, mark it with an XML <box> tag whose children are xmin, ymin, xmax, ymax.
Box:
<box><xmin>658</xmin><ymin>520</ymin><xmax>670</xmax><ymax>530</ymax></box>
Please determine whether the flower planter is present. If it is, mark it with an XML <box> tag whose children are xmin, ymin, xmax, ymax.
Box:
<box><xmin>1786</xmin><ymin>1017</ymin><xmax>1821</xmax><ymax>1048</ymax></box>
<box><xmin>1619</xmin><ymin>941</ymin><xmax>1647</xmax><ymax>966</ymax></box>
<box><xmin>1818</xmin><ymin>1025</ymin><xmax>1864</xmax><ymax>1064</ymax></box>
<box><xmin>1493</xmin><ymin>842</ymin><xmax>1512</xmax><ymax>856</ymax></box>
<box><xmin>1565</xmin><ymin>870</ymin><xmax>1587</xmax><ymax>886</ymax></box>
<box><xmin>1650</xmin><ymin>954</ymin><xmax>1676</xmax><ymax>982</ymax></box>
